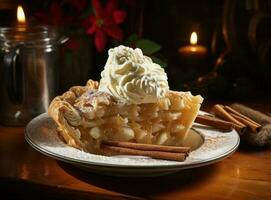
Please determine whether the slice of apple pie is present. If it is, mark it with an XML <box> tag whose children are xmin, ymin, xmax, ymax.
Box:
<box><xmin>48</xmin><ymin>80</ymin><xmax>203</xmax><ymax>154</ymax></box>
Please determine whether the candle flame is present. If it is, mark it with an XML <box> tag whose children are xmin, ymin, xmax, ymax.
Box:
<box><xmin>17</xmin><ymin>5</ymin><xmax>26</xmax><ymax>23</ymax></box>
<box><xmin>190</xmin><ymin>32</ymin><xmax>197</xmax><ymax>45</ymax></box>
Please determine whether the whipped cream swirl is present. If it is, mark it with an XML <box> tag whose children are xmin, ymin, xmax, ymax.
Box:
<box><xmin>99</xmin><ymin>45</ymin><xmax>169</xmax><ymax>104</ymax></box>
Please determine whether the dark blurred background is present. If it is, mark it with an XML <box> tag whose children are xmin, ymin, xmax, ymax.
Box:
<box><xmin>1</xmin><ymin>0</ymin><xmax>271</xmax><ymax>100</ymax></box>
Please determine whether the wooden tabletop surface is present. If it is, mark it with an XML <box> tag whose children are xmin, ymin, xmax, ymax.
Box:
<box><xmin>1</xmin><ymin>100</ymin><xmax>271</xmax><ymax>200</ymax></box>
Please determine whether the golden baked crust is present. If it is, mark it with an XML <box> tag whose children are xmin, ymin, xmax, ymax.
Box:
<box><xmin>48</xmin><ymin>80</ymin><xmax>203</xmax><ymax>154</ymax></box>
<box><xmin>48</xmin><ymin>80</ymin><xmax>99</xmax><ymax>151</ymax></box>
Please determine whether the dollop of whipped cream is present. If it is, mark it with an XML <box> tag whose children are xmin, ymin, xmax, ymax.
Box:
<box><xmin>99</xmin><ymin>45</ymin><xmax>169</xmax><ymax>104</ymax></box>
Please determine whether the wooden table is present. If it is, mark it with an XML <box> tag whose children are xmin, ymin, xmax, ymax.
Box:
<box><xmin>1</xmin><ymin>101</ymin><xmax>271</xmax><ymax>199</ymax></box>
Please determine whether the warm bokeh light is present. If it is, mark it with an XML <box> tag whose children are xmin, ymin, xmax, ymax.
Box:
<box><xmin>190</xmin><ymin>32</ymin><xmax>197</xmax><ymax>45</ymax></box>
<box><xmin>17</xmin><ymin>5</ymin><xmax>26</xmax><ymax>23</ymax></box>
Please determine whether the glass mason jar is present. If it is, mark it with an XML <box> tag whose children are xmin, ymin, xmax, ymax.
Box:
<box><xmin>0</xmin><ymin>25</ymin><xmax>60</xmax><ymax>125</ymax></box>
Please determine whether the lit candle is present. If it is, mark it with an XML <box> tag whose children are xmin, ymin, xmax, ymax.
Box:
<box><xmin>17</xmin><ymin>5</ymin><xmax>26</xmax><ymax>24</ymax></box>
<box><xmin>15</xmin><ymin>5</ymin><xmax>28</xmax><ymax>41</ymax></box>
<box><xmin>176</xmin><ymin>32</ymin><xmax>209</xmax><ymax>82</ymax></box>
<box><xmin>179</xmin><ymin>32</ymin><xmax>207</xmax><ymax>56</ymax></box>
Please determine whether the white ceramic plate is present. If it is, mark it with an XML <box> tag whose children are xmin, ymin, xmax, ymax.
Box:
<box><xmin>25</xmin><ymin>112</ymin><xmax>240</xmax><ymax>177</ymax></box>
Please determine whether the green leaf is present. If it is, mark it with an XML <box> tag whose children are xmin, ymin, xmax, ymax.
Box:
<box><xmin>151</xmin><ymin>56</ymin><xmax>167</xmax><ymax>68</ymax></box>
<box><xmin>135</xmin><ymin>39</ymin><xmax>161</xmax><ymax>55</ymax></box>
<box><xmin>125</xmin><ymin>33</ymin><xmax>138</xmax><ymax>46</ymax></box>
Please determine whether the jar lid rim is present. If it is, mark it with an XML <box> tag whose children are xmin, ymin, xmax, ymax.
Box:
<box><xmin>0</xmin><ymin>25</ymin><xmax>61</xmax><ymax>48</ymax></box>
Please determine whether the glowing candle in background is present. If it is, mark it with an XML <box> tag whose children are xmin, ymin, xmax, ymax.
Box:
<box><xmin>17</xmin><ymin>5</ymin><xmax>26</xmax><ymax>24</ymax></box>
<box><xmin>175</xmin><ymin>31</ymin><xmax>209</xmax><ymax>84</ymax></box>
<box><xmin>179</xmin><ymin>32</ymin><xmax>207</xmax><ymax>56</ymax></box>
<box><xmin>191</xmin><ymin>32</ymin><xmax>197</xmax><ymax>44</ymax></box>
<box><xmin>15</xmin><ymin>5</ymin><xmax>27</xmax><ymax>40</ymax></box>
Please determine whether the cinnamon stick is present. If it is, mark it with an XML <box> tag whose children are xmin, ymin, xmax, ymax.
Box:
<box><xmin>230</xmin><ymin>113</ymin><xmax>261</xmax><ymax>133</ymax></box>
<box><xmin>212</xmin><ymin>104</ymin><xmax>247</xmax><ymax>134</ymax></box>
<box><xmin>195</xmin><ymin>115</ymin><xmax>233</xmax><ymax>131</ymax></box>
<box><xmin>224</xmin><ymin>106</ymin><xmax>262</xmax><ymax>130</ymax></box>
<box><xmin>103</xmin><ymin>140</ymin><xmax>190</xmax><ymax>153</ymax></box>
<box><xmin>101</xmin><ymin>144</ymin><xmax>187</xmax><ymax>161</ymax></box>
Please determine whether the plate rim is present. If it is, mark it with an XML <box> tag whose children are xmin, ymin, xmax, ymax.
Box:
<box><xmin>25</xmin><ymin>113</ymin><xmax>240</xmax><ymax>169</ymax></box>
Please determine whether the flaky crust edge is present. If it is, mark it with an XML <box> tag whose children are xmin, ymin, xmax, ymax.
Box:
<box><xmin>48</xmin><ymin>80</ymin><xmax>99</xmax><ymax>151</ymax></box>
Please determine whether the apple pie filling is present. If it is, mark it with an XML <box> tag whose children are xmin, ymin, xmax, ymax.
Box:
<box><xmin>49</xmin><ymin>81</ymin><xmax>203</xmax><ymax>154</ymax></box>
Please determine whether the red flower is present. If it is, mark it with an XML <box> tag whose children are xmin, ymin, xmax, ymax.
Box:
<box><xmin>86</xmin><ymin>0</ymin><xmax>127</xmax><ymax>52</ymax></box>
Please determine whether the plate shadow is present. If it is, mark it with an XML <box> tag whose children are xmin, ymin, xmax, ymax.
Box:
<box><xmin>58</xmin><ymin>161</ymin><xmax>219</xmax><ymax>198</ymax></box>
